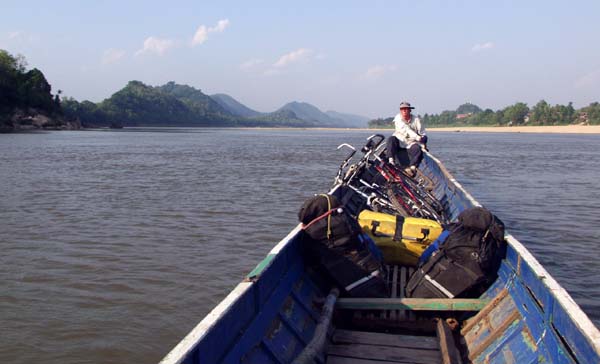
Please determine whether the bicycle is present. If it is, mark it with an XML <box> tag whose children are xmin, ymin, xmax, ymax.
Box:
<box><xmin>331</xmin><ymin>135</ymin><xmax>448</xmax><ymax>225</ymax></box>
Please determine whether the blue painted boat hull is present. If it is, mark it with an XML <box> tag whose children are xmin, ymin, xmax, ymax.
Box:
<box><xmin>160</xmin><ymin>152</ymin><xmax>600</xmax><ymax>364</ymax></box>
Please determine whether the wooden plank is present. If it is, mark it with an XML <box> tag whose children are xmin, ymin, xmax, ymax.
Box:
<box><xmin>391</xmin><ymin>265</ymin><xmax>399</xmax><ymax>320</ymax></box>
<box><xmin>333</xmin><ymin>329</ymin><xmax>438</xmax><ymax>350</ymax></box>
<box><xmin>327</xmin><ymin>356</ymin><xmax>423</xmax><ymax>364</ymax></box>
<box><xmin>399</xmin><ymin>266</ymin><xmax>406</xmax><ymax>320</ymax></box>
<box><xmin>467</xmin><ymin>309</ymin><xmax>521</xmax><ymax>362</ymax></box>
<box><xmin>337</xmin><ymin>298</ymin><xmax>489</xmax><ymax>311</ymax></box>
<box><xmin>391</xmin><ymin>265</ymin><xmax>399</xmax><ymax>298</ymax></box>
<box><xmin>327</xmin><ymin>355</ymin><xmax>425</xmax><ymax>364</ymax></box>
<box><xmin>407</xmin><ymin>268</ymin><xmax>416</xmax><ymax>321</ymax></box>
<box><xmin>350</xmin><ymin>317</ymin><xmax>437</xmax><ymax>335</ymax></box>
<box><xmin>435</xmin><ymin>319</ymin><xmax>463</xmax><ymax>364</ymax></box>
<box><xmin>381</xmin><ymin>266</ymin><xmax>390</xmax><ymax>320</ymax></box>
<box><xmin>327</xmin><ymin>344</ymin><xmax>441</xmax><ymax>364</ymax></box>
<box><xmin>460</xmin><ymin>288</ymin><xmax>509</xmax><ymax>335</ymax></box>
<box><xmin>462</xmin><ymin>292</ymin><xmax>518</xmax><ymax>349</ymax></box>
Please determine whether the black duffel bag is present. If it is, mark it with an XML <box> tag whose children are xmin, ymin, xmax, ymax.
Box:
<box><xmin>405</xmin><ymin>207</ymin><xmax>506</xmax><ymax>299</ymax></box>
<box><xmin>299</xmin><ymin>194</ymin><xmax>388</xmax><ymax>298</ymax></box>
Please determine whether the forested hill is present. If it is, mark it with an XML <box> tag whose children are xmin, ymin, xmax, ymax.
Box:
<box><xmin>0</xmin><ymin>48</ymin><xmax>366</xmax><ymax>130</ymax></box>
<box><xmin>210</xmin><ymin>93</ymin><xmax>262</xmax><ymax>118</ymax></box>
<box><xmin>158</xmin><ymin>82</ymin><xmax>232</xmax><ymax>118</ymax></box>
<box><xmin>369</xmin><ymin>102</ymin><xmax>600</xmax><ymax>128</ymax></box>
<box><xmin>276</xmin><ymin>102</ymin><xmax>369</xmax><ymax>127</ymax></box>
<box><xmin>0</xmin><ymin>49</ymin><xmax>78</xmax><ymax>132</ymax></box>
<box><xmin>63</xmin><ymin>81</ymin><xmax>237</xmax><ymax>127</ymax></box>
<box><xmin>62</xmin><ymin>81</ymin><xmax>369</xmax><ymax>128</ymax></box>
<box><xmin>62</xmin><ymin>81</ymin><xmax>322</xmax><ymax>128</ymax></box>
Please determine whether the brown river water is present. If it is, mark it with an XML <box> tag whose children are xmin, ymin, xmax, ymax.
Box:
<box><xmin>1</xmin><ymin>128</ymin><xmax>598</xmax><ymax>363</ymax></box>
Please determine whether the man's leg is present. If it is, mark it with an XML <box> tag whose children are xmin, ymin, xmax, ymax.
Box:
<box><xmin>386</xmin><ymin>136</ymin><xmax>400</xmax><ymax>164</ymax></box>
<box><xmin>407</xmin><ymin>144</ymin><xmax>424</xmax><ymax>167</ymax></box>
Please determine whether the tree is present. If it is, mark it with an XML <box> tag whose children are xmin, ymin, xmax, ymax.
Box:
<box><xmin>577</xmin><ymin>102</ymin><xmax>600</xmax><ymax>125</ymax></box>
<box><xmin>18</xmin><ymin>68</ymin><xmax>55</xmax><ymax>111</ymax></box>
<box><xmin>473</xmin><ymin>108</ymin><xmax>496</xmax><ymax>125</ymax></box>
<box><xmin>530</xmin><ymin>100</ymin><xmax>550</xmax><ymax>125</ymax></box>
<box><xmin>0</xmin><ymin>50</ymin><xmax>20</xmax><ymax>110</ymax></box>
<box><xmin>368</xmin><ymin>117</ymin><xmax>393</xmax><ymax>128</ymax></box>
<box><xmin>456</xmin><ymin>102</ymin><xmax>482</xmax><ymax>115</ymax></box>
<box><xmin>555</xmin><ymin>102</ymin><xmax>575</xmax><ymax>124</ymax></box>
<box><xmin>53</xmin><ymin>89</ymin><xmax>62</xmax><ymax>110</ymax></box>
<box><xmin>502</xmin><ymin>102</ymin><xmax>529</xmax><ymax>125</ymax></box>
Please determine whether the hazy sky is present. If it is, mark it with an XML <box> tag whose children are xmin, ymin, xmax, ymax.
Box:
<box><xmin>2</xmin><ymin>1</ymin><xmax>599</xmax><ymax>118</ymax></box>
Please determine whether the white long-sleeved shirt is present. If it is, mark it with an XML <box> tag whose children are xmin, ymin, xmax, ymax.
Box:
<box><xmin>392</xmin><ymin>114</ymin><xmax>426</xmax><ymax>148</ymax></box>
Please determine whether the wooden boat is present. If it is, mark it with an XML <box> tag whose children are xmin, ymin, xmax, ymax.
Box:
<box><xmin>160</xmin><ymin>138</ymin><xmax>600</xmax><ymax>364</ymax></box>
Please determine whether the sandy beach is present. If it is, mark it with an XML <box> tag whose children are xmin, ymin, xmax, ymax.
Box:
<box><xmin>427</xmin><ymin>125</ymin><xmax>600</xmax><ymax>134</ymax></box>
<box><xmin>240</xmin><ymin>125</ymin><xmax>600</xmax><ymax>134</ymax></box>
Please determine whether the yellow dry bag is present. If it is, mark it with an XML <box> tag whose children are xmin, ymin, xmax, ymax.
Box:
<box><xmin>358</xmin><ymin>210</ymin><xmax>443</xmax><ymax>266</ymax></box>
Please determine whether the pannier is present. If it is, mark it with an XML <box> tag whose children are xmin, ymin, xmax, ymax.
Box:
<box><xmin>406</xmin><ymin>207</ymin><xmax>506</xmax><ymax>298</ymax></box>
<box><xmin>299</xmin><ymin>194</ymin><xmax>388</xmax><ymax>297</ymax></box>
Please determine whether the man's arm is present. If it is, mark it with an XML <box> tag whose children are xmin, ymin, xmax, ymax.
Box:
<box><xmin>416</xmin><ymin>117</ymin><xmax>426</xmax><ymax>137</ymax></box>
<box><xmin>414</xmin><ymin>117</ymin><xmax>428</xmax><ymax>149</ymax></box>
<box><xmin>394</xmin><ymin>116</ymin><xmax>422</xmax><ymax>142</ymax></box>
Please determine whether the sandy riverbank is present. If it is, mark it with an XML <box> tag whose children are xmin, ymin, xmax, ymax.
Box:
<box><xmin>427</xmin><ymin>125</ymin><xmax>600</xmax><ymax>134</ymax></box>
<box><xmin>233</xmin><ymin>125</ymin><xmax>600</xmax><ymax>134</ymax></box>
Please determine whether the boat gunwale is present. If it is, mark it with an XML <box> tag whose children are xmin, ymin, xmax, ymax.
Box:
<box><xmin>159</xmin><ymin>226</ymin><xmax>302</xmax><ymax>364</ymax></box>
<box><xmin>426</xmin><ymin>151</ymin><xmax>600</xmax><ymax>356</ymax></box>
<box><xmin>158</xmin><ymin>282</ymin><xmax>254</xmax><ymax>364</ymax></box>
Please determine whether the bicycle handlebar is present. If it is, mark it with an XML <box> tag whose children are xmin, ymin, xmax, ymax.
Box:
<box><xmin>361</xmin><ymin>134</ymin><xmax>385</xmax><ymax>153</ymax></box>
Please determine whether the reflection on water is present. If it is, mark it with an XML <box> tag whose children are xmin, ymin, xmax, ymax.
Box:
<box><xmin>1</xmin><ymin>129</ymin><xmax>599</xmax><ymax>363</ymax></box>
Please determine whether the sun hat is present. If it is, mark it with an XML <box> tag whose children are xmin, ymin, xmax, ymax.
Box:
<box><xmin>399</xmin><ymin>101</ymin><xmax>415</xmax><ymax>109</ymax></box>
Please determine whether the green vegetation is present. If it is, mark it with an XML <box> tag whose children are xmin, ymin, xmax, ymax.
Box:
<box><xmin>249</xmin><ymin>109</ymin><xmax>318</xmax><ymax>127</ymax></box>
<box><xmin>368</xmin><ymin>117</ymin><xmax>394</xmax><ymax>129</ymax></box>
<box><xmin>579</xmin><ymin>102</ymin><xmax>600</xmax><ymax>124</ymax></box>
<box><xmin>158</xmin><ymin>81</ymin><xmax>230</xmax><ymax>117</ymax></box>
<box><xmin>369</xmin><ymin>101</ymin><xmax>600</xmax><ymax>128</ymax></box>
<box><xmin>456</xmin><ymin>102</ymin><xmax>482</xmax><ymax>115</ymax></box>
<box><xmin>62</xmin><ymin>81</ymin><xmax>319</xmax><ymax>128</ymax></box>
<box><xmin>63</xmin><ymin>81</ymin><xmax>236</xmax><ymax>127</ymax></box>
<box><xmin>1</xmin><ymin>49</ymin><xmax>66</xmax><ymax>131</ymax></box>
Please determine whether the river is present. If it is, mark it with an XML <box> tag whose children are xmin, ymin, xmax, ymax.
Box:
<box><xmin>1</xmin><ymin>128</ymin><xmax>598</xmax><ymax>363</ymax></box>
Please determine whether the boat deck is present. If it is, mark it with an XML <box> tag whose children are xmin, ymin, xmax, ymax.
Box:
<box><xmin>327</xmin><ymin>330</ymin><xmax>441</xmax><ymax>364</ymax></box>
<box><xmin>327</xmin><ymin>265</ymin><xmax>456</xmax><ymax>364</ymax></box>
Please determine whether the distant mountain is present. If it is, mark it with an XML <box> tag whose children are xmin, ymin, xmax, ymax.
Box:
<box><xmin>210</xmin><ymin>93</ymin><xmax>262</xmax><ymax>118</ymax></box>
<box><xmin>158</xmin><ymin>82</ymin><xmax>231</xmax><ymax>118</ymax></box>
<box><xmin>247</xmin><ymin>109</ymin><xmax>315</xmax><ymax>127</ymax></box>
<box><xmin>325</xmin><ymin>110</ymin><xmax>369</xmax><ymax>128</ymax></box>
<box><xmin>62</xmin><ymin>80</ymin><xmax>368</xmax><ymax>128</ymax></box>
<box><xmin>64</xmin><ymin>81</ymin><xmax>237</xmax><ymax>127</ymax></box>
<box><xmin>276</xmin><ymin>101</ymin><xmax>367</xmax><ymax>128</ymax></box>
<box><xmin>101</xmin><ymin>81</ymin><xmax>199</xmax><ymax>126</ymax></box>
<box><xmin>63</xmin><ymin>81</ymin><xmax>316</xmax><ymax>128</ymax></box>
<box><xmin>278</xmin><ymin>101</ymin><xmax>336</xmax><ymax>125</ymax></box>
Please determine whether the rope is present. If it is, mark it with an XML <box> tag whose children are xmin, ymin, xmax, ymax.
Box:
<box><xmin>302</xmin><ymin>194</ymin><xmax>336</xmax><ymax>238</ymax></box>
<box><xmin>319</xmin><ymin>194</ymin><xmax>332</xmax><ymax>240</ymax></box>
<box><xmin>301</xmin><ymin>194</ymin><xmax>344</xmax><ymax>244</ymax></box>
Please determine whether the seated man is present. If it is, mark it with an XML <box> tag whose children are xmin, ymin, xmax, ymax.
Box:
<box><xmin>386</xmin><ymin>101</ymin><xmax>428</xmax><ymax>175</ymax></box>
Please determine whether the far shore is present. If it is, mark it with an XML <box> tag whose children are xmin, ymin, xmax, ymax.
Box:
<box><xmin>426</xmin><ymin>125</ymin><xmax>600</xmax><ymax>134</ymax></box>
<box><xmin>74</xmin><ymin>124</ymin><xmax>600</xmax><ymax>134</ymax></box>
<box><xmin>235</xmin><ymin>124</ymin><xmax>599</xmax><ymax>134</ymax></box>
